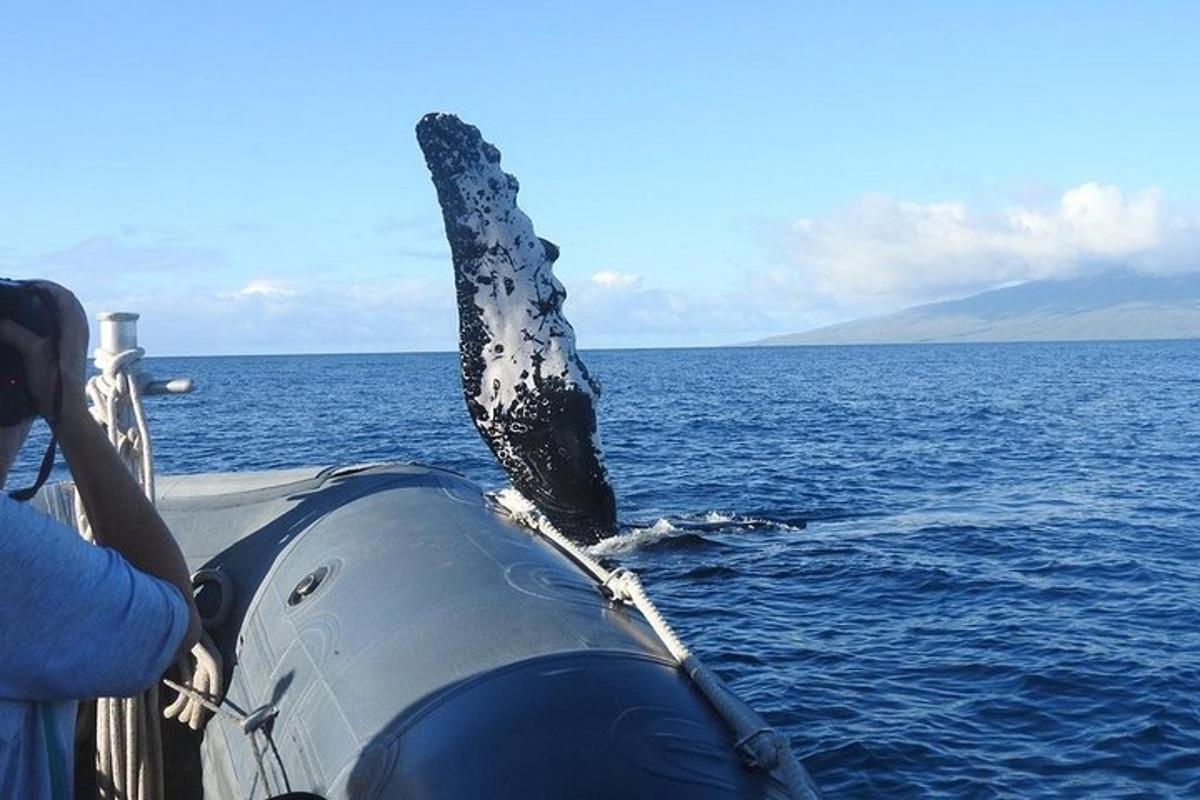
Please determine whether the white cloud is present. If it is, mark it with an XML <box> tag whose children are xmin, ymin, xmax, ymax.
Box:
<box><xmin>120</xmin><ymin>278</ymin><xmax>454</xmax><ymax>355</ymax></box>
<box><xmin>567</xmin><ymin>271</ymin><xmax>786</xmax><ymax>347</ymax></box>
<box><xmin>9</xmin><ymin>183</ymin><xmax>1196</xmax><ymax>353</ymax></box>
<box><xmin>234</xmin><ymin>278</ymin><xmax>296</xmax><ymax>298</ymax></box>
<box><xmin>590</xmin><ymin>270</ymin><xmax>641</xmax><ymax>289</ymax></box>
<box><xmin>777</xmin><ymin>182</ymin><xmax>1200</xmax><ymax>309</ymax></box>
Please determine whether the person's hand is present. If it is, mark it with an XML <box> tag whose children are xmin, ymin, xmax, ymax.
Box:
<box><xmin>0</xmin><ymin>281</ymin><xmax>89</xmax><ymax>422</ymax></box>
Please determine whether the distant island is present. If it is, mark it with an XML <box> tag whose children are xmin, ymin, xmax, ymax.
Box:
<box><xmin>754</xmin><ymin>269</ymin><xmax>1200</xmax><ymax>346</ymax></box>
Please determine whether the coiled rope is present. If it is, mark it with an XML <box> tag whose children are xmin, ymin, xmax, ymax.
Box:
<box><xmin>75</xmin><ymin>346</ymin><xmax>226</xmax><ymax>800</ymax></box>
<box><xmin>492</xmin><ymin>489</ymin><xmax>824</xmax><ymax>800</ymax></box>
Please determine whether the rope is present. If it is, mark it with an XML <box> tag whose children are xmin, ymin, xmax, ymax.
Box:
<box><xmin>160</xmin><ymin>678</ymin><xmax>278</xmax><ymax>797</ymax></box>
<box><xmin>76</xmin><ymin>347</ymin><xmax>226</xmax><ymax>800</ymax></box>
<box><xmin>76</xmin><ymin>347</ymin><xmax>163</xmax><ymax>800</ymax></box>
<box><xmin>162</xmin><ymin>569</ymin><xmax>231</xmax><ymax>732</ymax></box>
<box><xmin>492</xmin><ymin>489</ymin><xmax>824</xmax><ymax>800</ymax></box>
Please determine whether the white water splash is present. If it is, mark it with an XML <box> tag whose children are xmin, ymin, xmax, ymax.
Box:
<box><xmin>697</xmin><ymin>511</ymin><xmax>806</xmax><ymax>533</ymax></box>
<box><xmin>585</xmin><ymin>511</ymin><xmax>805</xmax><ymax>556</ymax></box>
<box><xmin>588</xmin><ymin>518</ymin><xmax>682</xmax><ymax>556</ymax></box>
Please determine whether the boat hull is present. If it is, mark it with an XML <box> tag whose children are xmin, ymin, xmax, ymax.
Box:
<box><xmin>142</xmin><ymin>463</ymin><xmax>788</xmax><ymax>799</ymax></box>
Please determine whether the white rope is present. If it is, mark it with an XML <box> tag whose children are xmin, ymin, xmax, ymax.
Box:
<box><xmin>160</xmin><ymin>678</ymin><xmax>277</xmax><ymax>797</ymax></box>
<box><xmin>492</xmin><ymin>489</ymin><xmax>823</xmax><ymax>800</ymax></box>
<box><xmin>76</xmin><ymin>347</ymin><xmax>226</xmax><ymax>800</ymax></box>
<box><xmin>162</xmin><ymin>567</ymin><xmax>229</xmax><ymax>731</ymax></box>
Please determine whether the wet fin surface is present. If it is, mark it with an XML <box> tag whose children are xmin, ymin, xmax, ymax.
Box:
<box><xmin>416</xmin><ymin>112</ymin><xmax>617</xmax><ymax>544</ymax></box>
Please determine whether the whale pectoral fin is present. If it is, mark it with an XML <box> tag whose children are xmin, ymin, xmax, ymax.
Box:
<box><xmin>505</xmin><ymin>391</ymin><xmax>616</xmax><ymax>536</ymax></box>
<box><xmin>417</xmin><ymin>112</ymin><xmax>617</xmax><ymax>545</ymax></box>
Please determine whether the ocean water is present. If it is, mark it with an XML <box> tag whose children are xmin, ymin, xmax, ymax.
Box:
<box><xmin>12</xmin><ymin>340</ymin><xmax>1200</xmax><ymax>798</ymax></box>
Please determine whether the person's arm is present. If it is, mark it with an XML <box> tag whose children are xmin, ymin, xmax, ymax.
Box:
<box><xmin>0</xmin><ymin>494</ymin><xmax>195</xmax><ymax>700</ymax></box>
<box><xmin>0</xmin><ymin>282</ymin><xmax>201</xmax><ymax>658</ymax></box>
<box><xmin>54</xmin><ymin>401</ymin><xmax>202</xmax><ymax>656</ymax></box>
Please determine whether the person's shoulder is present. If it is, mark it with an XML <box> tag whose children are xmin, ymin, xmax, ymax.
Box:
<box><xmin>0</xmin><ymin>493</ymin><xmax>50</xmax><ymax>536</ymax></box>
<box><xmin>0</xmin><ymin>493</ymin><xmax>87</xmax><ymax>570</ymax></box>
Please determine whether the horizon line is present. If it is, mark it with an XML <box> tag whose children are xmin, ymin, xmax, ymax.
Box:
<box><xmin>126</xmin><ymin>335</ymin><xmax>1200</xmax><ymax>360</ymax></box>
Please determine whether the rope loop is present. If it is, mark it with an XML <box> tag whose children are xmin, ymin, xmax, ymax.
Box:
<box><xmin>600</xmin><ymin>567</ymin><xmax>635</xmax><ymax>604</ymax></box>
<box><xmin>94</xmin><ymin>346</ymin><xmax>146</xmax><ymax>378</ymax></box>
<box><xmin>735</xmin><ymin>727</ymin><xmax>782</xmax><ymax>770</ymax></box>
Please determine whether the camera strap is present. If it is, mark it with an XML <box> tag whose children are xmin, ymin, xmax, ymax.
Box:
<box><xmin>7</xmin><ymin>288</ymin><xmax>62</xmax><ymax>503</ymax></box>
<box><xmin>8</xmin><ymin>432</ymin><xmax>57</xmax><ymax>502</ymax></box>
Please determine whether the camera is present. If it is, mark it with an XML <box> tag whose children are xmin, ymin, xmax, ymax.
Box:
<box><xmin>0</xmin><ymin>279</ymin><xmax>53</xmax><ymax>426</ymax></box>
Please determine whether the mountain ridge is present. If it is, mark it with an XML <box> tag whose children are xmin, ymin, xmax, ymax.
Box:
<box><xmin>755</xmin><ymin>270</ymin><xmax>1200</xmax><ymax>346</ymax></box>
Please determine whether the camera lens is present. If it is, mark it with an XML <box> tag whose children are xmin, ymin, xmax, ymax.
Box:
<box><xmin>0</xmin><ymin>280</ymin><xmax>50</xmax><ymax>426</ymax></box>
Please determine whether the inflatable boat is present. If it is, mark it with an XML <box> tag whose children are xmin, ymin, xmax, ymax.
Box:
<box><xmin>38</xmin><ymin>463</ymin><xmax>819</xmax><ymax>798</ymax></box>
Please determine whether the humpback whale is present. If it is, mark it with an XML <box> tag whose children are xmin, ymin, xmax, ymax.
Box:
<box><xmin>417</xmin><ymin>113</ymin><xmax>617</xmax><ymax>544</ymax></box>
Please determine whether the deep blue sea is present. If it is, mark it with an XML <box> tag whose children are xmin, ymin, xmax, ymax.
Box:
<box><xmin>13</xmin><ymin>341</ymin><xmax>1200</xmax><ymax>798</ymax></box>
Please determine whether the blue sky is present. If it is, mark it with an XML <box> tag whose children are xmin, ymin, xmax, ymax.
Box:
<box><xmin>1</xmin><ymin>2</ymin><xmax>1197</xmax><ymax>353</ymax></box>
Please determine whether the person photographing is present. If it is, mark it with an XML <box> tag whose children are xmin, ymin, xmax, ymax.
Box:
<box><xmin>0</xmin><ymin>280</ymin><xmax>200</xmax><ymax>799</ymax></box>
